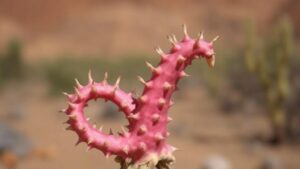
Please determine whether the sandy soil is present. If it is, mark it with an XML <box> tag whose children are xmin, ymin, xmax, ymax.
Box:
<box><xmin>0</xmin><ymin>82</ymin><xmax>299</xmax><ymax>169</ymax></box>
<box><xmin>0</xmin><ymin>0</ymin><xmax>292</xmax><ymax>61</ymax></box>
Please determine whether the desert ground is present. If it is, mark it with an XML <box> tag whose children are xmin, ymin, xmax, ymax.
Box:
<box><xmin>0</xmin><ymin>81</ymin><xmax>299</xmax><ymax>169</ymax></box>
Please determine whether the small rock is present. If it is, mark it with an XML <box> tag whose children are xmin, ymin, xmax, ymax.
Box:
<box><xmin>6</xmin><ymin>104</ymin><xmax>25</xmax><ymax>121</ymax></box>
<box><xmin>261</xmin><ymin>156</ymin><xmax>281</xmax><ymax>169</ymax></box>
<box><xmin>100</xmin><ymin>102</ymin><xmax>122</xmax><ymax>120</ymax></box>
<box><xmin>201</xmin><ymin>155</ymin><xmax>231</xmax><ymax>169</ymax></box>
<box><xmin>0</xmin><ymin>123</ymin><xmax>33</xmax><ymax>158</ymax></box>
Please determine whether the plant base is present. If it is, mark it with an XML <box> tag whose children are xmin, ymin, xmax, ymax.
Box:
<box><xmin>116</xmin><ymin>154</ymin><xmax>175</xmax><ymax>169</ymax></box>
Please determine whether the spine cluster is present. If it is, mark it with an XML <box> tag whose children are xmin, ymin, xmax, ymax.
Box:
<box><xmin>61</xmin><ymin>25</ymin><xmax>218</xmax><ymax>168</ymax></box>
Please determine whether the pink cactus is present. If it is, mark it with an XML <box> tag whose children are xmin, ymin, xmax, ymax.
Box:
<box><xmin>61</xmin><ymin>25</ymin><xmax>218</xmax><ymax>169</ymax></box>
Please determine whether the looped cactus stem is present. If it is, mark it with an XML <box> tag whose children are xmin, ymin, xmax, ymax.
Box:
<box><xmin>61</xmin><ymin>25</ymin><xmax>218</xmax><ymax>169</ymax></box>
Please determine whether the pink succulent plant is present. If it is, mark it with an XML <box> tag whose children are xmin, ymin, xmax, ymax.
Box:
<box><xmin>61</xmin><ymin>25</ymin><xmax>218</xmax><ymax>169</ymax></box>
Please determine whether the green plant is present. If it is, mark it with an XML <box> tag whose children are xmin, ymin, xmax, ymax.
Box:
<box><xmin>0</xmin><ymin>39</ymin><xmax>24</xmax><ymax>84</ymax></box>
<box><xmin>245</xmin><ymin>18</ymin><xmax>293</xmax><ymax>144</ymax></box>
<box><xmin>43</xmin><ymin>56</ymin><xmax>155</xmax><ymax>95</ymax></box>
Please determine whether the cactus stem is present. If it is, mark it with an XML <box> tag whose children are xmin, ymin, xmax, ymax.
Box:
<box><xmin>61</xmin><ymin>25</ymin><xmax>218</xmax><ymax>168</ymax></box>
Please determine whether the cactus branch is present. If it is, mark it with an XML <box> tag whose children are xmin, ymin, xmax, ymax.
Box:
<box><xmin>62</xmin><ymin>25</ymin><xmax>218</xmax><ymax>168</ymax></box>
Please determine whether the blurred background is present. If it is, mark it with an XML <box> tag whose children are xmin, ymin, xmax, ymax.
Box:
<box><xmin>0</xmin><ymin>0</ymin><xmax>299</xmax><ymax>169</ymax></box>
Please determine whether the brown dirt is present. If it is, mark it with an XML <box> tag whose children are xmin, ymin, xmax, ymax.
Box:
<box><xmin>0</xmin><ymin>0</ymin><xmax>295</xmax><ymax>62</ymax></box>
<box><xmin>0</xmin><ymin>82</ymin><xmax>299</xmax><ymax>169</ymax></box>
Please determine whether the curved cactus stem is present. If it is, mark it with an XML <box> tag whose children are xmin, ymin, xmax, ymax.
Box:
<box><xmin>63</xmin><ymin>73</ymin><xmax>138</xmax><ymax>159</ymax></box>
<box><xmin>62</xmin><ymin>25</ymin><xmax>218</xmax><ymax>168</ymax></box>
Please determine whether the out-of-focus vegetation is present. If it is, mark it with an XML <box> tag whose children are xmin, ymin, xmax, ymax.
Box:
<box><xmin>208</xmin><ymin>17</ymin><xmax>300</xmax><ymax>144</ymax></box>
<box><xmin>154</xmin><ymin>17</ymin><xmax>300</xmax><ymax>146</ymax></box>
<box><xmin>288</xmin><ymin>44</ymin><xmax>300</xmax><ymax>140</ymax></box>
<box><xmin>0</xmin><ymin>39</ymin><xmax>24</xmax><ymax>84</ymax></box>
<box><xmin>245</xmin><ymin>18</ymin><xmax>293</xmax><ymax>144</ymax></box>
<box><xmin>41</xmin><ymin>54</ymin><xmax>157</xmax><ymax>95</ymax></box>
<box><xmin>41</xmin><ymin>53</ymin><xmax>219</xmax><ymax>96</ymax></box>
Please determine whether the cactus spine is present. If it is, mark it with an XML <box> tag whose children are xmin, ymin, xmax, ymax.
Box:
<box><xmin>61</xmin><ymin>25</ymin><xmax>218</xmax><ymax>169</ymax></box>
<box><xmin>245</xmin><ymin>18</ymin><xmax>293</xmax><ymax>144</ymax></box>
